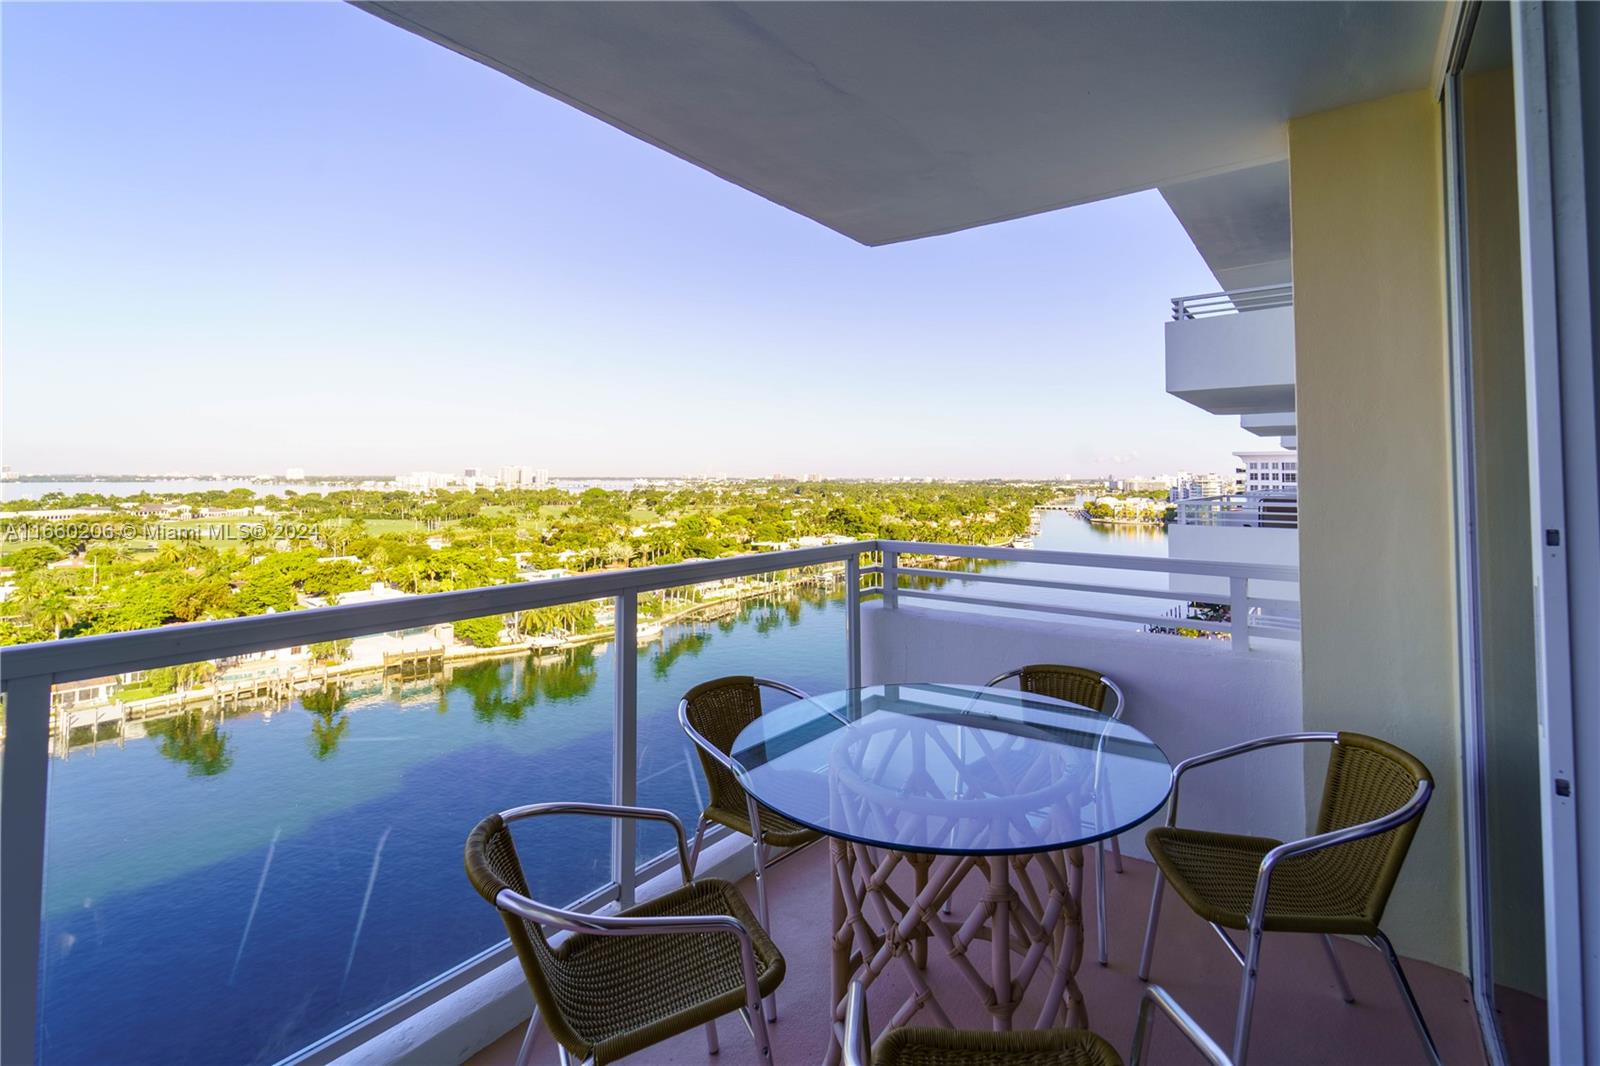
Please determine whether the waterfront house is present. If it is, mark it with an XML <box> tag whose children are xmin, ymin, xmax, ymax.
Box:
<box><xmin>1</xmin><ymin>4</ymin><xmax>1595</xmax><ymax>1066</ymax></box>
<box><xmin>48</xmin><ymin>676</ymin><xmax>120</xmax><ymax>711</ymax></box>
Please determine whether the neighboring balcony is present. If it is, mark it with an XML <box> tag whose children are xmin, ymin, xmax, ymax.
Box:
<box><xmin>1168</xmin><ymin>493</ymin><xmax>1300</xmax><ymax>609</ymax></box>
<box><xmin>1165</xmin><ymin>284</ymin><xmax>1295</xmax><ymax>416</ymax></box>
<box><xmin>1240</xmin><ymin>410</ymin><xmax>1296</xmax><ymax>437</ymax></box>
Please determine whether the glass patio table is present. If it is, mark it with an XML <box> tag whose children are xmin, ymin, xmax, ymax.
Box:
<box><xmin>728</xmin><ymin>682</ymin><xmax>1173</xmax><ymax>1062</ymax></box>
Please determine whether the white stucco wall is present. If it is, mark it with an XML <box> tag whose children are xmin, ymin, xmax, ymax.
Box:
<box><xmin>860</xmin><ymin>603</ymin><xmax>1307</xmax><ymax>859</ymax></box>
<box><xmin>1167</xmin><ymin>524</ymin><xmax>1300</xmax><ymax>603</ymax></box>
<box><xmin>1164</xmin><ymin>303</ymin><xmax>1296</xmax><ymax>415</ymax></box>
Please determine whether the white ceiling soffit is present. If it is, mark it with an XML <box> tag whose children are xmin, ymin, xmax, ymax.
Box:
<box><xmin>1159</xmin><ymin>161</ymin><xmax>1292</xmax><ymax>290</ymax></box>
<box><xmin>357</xmin><ymin>1</ymin><xmax>1445</xmax><ymax>247</ymax></box>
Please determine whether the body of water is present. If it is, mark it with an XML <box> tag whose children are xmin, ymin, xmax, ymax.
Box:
<box><xmin>35</xmin><ymin>511</ymin><xmax>1165</xmax><ymax>1064</ymax></box>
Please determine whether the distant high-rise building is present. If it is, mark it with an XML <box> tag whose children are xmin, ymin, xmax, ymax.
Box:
<box><xmin>497</xmin><ymin>464</ymin><xmax>537</xmax><ymax>487</ymax></box>
<box><xmin>463</xmin><ymin>467</ymin><xmax>481</xmax><ymax>479</ymax></box>
<box><xmin>1233</xmin><ymin>450</ymin><xmax>1298</xmax><ymax>493</ymax></box>
<box><xmin>398</xmin><ymin>471</ymin><xmax>453</xmax><ymax>491</ymax></box>
<box><xmin>1170</xmin><ymin>471</ymin><xmax>1231</xmax><ymax>500</ymax></box>
<box><xmin>284</xmin><ymin>467</ymin><xmax>306</xmax><ymax>481</ymax></box>
<box><xmin>535</xmin><ymin>468</ymin><xmax>550</xmax><ymax>488</ymax></box>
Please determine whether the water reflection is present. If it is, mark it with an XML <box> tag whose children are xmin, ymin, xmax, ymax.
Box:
<box><xmin>146</xmin><ymin>710</ymin><xmax>233</xmax><ymax>777</ymax></box>
<box><xmin>446</xmin><ymin>646</ymin><xmax>601</xmax><ymax>722</ymax></box>
<box><xmin>301</xmin><ymin>683</ymin><xmax>353</xmax><ymax>760</ymax></box>
<box><xmin>652</xmin><ymin>626</ymin><xmax>714</xmax><ymax>678</ymax></box>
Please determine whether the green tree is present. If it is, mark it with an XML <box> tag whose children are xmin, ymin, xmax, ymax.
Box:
<box><xmin>453</xmin><ymin>614</ymin><xmax>506</xmax><ymax>648</ymax></box>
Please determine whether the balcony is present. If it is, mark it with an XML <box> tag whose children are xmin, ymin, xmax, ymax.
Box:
<box><xmin>1164</xmin><ymin>286</ymin><xmax>1295</xmax><ymax>417</ymax></box>
<box><xmin>1239</xmin><ymin>411</ymin><xmax>1296</xmax><ymax>438</ymax></box>
<box><xmin>1166</xmin><ymin>494</ymin><xmax>1299</xmax><ymax>608</ymax></box>
<box><xmin>1172</xmin><ymin>493</ymin><xmax>1299</xmax><ymax>530</ymax></box>
<box><xmin>0</xmin><ymin>542</ymin><xmax>1479</xmax><ymax>1064</ymax></box>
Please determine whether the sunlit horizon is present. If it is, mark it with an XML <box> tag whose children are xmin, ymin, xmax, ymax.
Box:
<box><xmin>3</xmin><ymin>1</ymin><xmax>1268</xmax><ymax>480</ymax></box>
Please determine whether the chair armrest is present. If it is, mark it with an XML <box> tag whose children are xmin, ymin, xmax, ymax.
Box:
<box><xmin>1102</xmin><ymin>676</ymin><xmax>1127</xmax><ymax>721</ymax></box>
<box><xmin>842</xmin><ymin>980</ymin><xmax>871</xmax><ymax>1066</ymax></box>
<box><xmin>753</xmin><ymin>677</ymin><xmax>810</xmax><ymax>701</ymax></box>
<box><xmin>1248</xmin><ymin>778</ymin><xmax>1432</xmax><ymax>926</ymax></box>
<box><xmin>1166</xmin><ymin>733</ymin><xmax>1338</xmax><ymax>826</ymax></box>
<box><xmin>496</xmin><ymin>890</ymin><xmax>768</xmax><ymax>993</ymax></box>
<box><xmin>1131</xmin><ymin>985</ymin><xmax>1232</xmax><ymax>1066</ymax></box>
<box><xmin>500</xmin><ymin>801</ymin><xmax>693</xmax><ymax>883</ymax></box>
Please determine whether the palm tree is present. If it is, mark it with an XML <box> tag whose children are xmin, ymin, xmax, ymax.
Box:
<box><xmin>30</xmin><ymin>589</ymin><xmax>76</xmax><ymax>640</ymax></box>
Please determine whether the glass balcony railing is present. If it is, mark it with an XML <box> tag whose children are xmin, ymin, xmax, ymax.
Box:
<box><xmin>0</xmin><ymin>540</ymin><xmax>1296</xmax><ymax>1065</ymax></box>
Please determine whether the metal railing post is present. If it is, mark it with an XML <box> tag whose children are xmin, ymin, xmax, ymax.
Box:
<box><xmin>1229</xmin><ymin>576</ymin><xmax>1250</xmax><ymax>652</ymax></box>
<box><xmin>845</xmin><ymin>555</ymin><xmax>862</xmax><ymax>690</ymax></box>
<box><xmin>881</xmin><ymin>549</ymin><xmax>899</xmax><ymax>609</ymax></box>
<box><xmin>611</xmin><ymin>591</ymin><xmax>639</xmax><ymax>907</ymax></box>
<box><xmin>1</xmin><ymin>673</ymin><xmax>53</xmax><ymax>1066</ymax></box>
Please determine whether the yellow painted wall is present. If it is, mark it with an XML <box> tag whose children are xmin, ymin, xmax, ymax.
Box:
<box><xmin>1288</xmin><ymin>89</ymin><xmax>1465</xmax><ymax>971</ymax></box>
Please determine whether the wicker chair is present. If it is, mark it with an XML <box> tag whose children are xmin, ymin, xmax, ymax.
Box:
<box><xmin>842</xmin><ymin>979</ymin><xmax>1231</xmax><ymax>1066</ymax></box>
<box><xmin>679</xmin><ymin>678</ymin><xmax>822</xmax><ymax>916</ymax></box>
<box><xmin>1137</xmin><ymin>731</ymin><xmax>1439</xmax><ymax>1066</ymax></box>
<box><xmin>465</xmin><ymin>802</ymin><xmax>785</xmax><ymax>1066</ymax></box>
<box><xmin>986</xmin><ymin>664</ymin><xmax>1127</xmax><ymax>966</ymax></box>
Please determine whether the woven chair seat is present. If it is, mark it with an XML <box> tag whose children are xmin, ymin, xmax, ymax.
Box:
<box><xmin>551</xmin><ymin>877</ymin><xmax>784</xmax><ymax>1063</ymax></box>
<box><xmin>705</xmin><ymin>797</ymin><xmax>822</xmax><ymax>848</ymax></box>
<box><xmin>872</xmin><ymin>1027</ymin><xmax>1124</xmax><ymax>1066</ymax></box>
<box><xmin>1146</xmin><ymin>826</ymin><xmax>1389</xmax><ymax>936</ymax></box>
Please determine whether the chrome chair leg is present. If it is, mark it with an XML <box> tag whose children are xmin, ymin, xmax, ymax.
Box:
<box><xmin>1231</xmin><ymin>922</ymin><xmax>1265</xmax><ymax>1066</ymax></box>
<box><xmin>688</xmin><ymin>815</ymin><xmax>709</xmax><ymax>874</ymax></box>
<box><xmin>1137</xmin><ymin>869</ymin><xmax>1165</xmax><ymax>981</ymax></box>
<box><xmin>1320</xmin><ymin>934</ymin><xmax>1355</xmax><ymax>1004</ymax></box>
<box><xmin>514</xmin><ymin>1009</ymin><xmax>539</xmax><ymax>1066</ymax></box>
<box><xmin>1371</xmin><ymin>931</ymin><xmax>1442</xmax><ymax>1066</ymax></box>
<box><xmin>747</xmin><ymin>1004</ymin><xmax>777</xmax><ymax>1065</ymax></box>
<box><xmin>1104</xmin><ymin>787</ymin><xmax>1124</xmax><ymax>873</ymax></box>
<box><xmin>746</xmin><ymin>797</ymin><xmax>777</xmax><ymax>1023</ymax></box>
<box><xmin>556</xmin><ymin>1045</ymin><xmax>575</xmax><ymax>1066</ymax></box>
<box><xmin>703</xmin><ymin>1020</ymin><xmax>720</xmax><ymax>1055</ymax></box>
<box><xmin>1095</xmin><ymin>838</ymin><xmax>1109</xmax><ymax>966</ymax></box>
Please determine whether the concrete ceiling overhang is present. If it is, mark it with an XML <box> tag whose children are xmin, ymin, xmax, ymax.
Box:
<box><xmin>357</xmin><ymin>1</ymin><xmax>1444</xmax><ymax>247</ymax></box>
<box><xmin>1160</xmin><ymin>160</ymin><xmax>1293</xmax><ymax>290</ymax></box>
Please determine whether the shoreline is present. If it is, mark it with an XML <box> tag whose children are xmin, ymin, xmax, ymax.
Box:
<box><xmin>43</xmin><ymin>568</ymin><xmax>843</xmax><ymax>743</ymax></box>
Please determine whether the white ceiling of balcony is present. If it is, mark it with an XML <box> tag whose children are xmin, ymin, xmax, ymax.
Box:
<box><xmin>357</xmin><ymin>1</ymin><xmax>1444</xmax><ymax>248</ymax></box>
<box><xmin>1160</xmin><ymin>161</ymin><xmax>1293</xmax><ymax>290</ymax></box>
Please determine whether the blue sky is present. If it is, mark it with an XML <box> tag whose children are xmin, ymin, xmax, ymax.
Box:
<box><xmin>3</xmin><ymin>2</ymin><xmax>1260</xmax><ymax>479</ymax></box>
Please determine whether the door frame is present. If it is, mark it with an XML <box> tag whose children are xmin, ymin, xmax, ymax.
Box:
<box><xmin>1509</xmin><ymin>4</ymin><xmax>1596</xmax><ymax>1063</ymax></box>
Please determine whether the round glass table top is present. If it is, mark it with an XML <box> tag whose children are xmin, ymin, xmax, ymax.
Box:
<box><xmin>728</xmin><ymin>683</ymin><xmax>1174</xmax><ymax>856</ymax></box>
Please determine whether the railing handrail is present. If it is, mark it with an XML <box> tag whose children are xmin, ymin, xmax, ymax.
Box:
<box><xmin>1170</xmin><ymin>282</ymin><xmax>1293</xmax><ymax>320</ymax></box>
<box><xmin>0</xmin><ymin>539</ymin><xmax>1300</xmax><ymax>688</ymax></box>
<box><xmin>0</xmin><ymin>542</ymin><xmax>863</xmax><ymax>687</ymax></box>
<box><xmin>875</xmin><ymin>539</ymin><xmax>1298</xmax><ymax>582</ymax></box>
<box><xmin>1177</xmin><ymin>492</ymin><xmax>1299</xmax><ymax>505</ymax></box>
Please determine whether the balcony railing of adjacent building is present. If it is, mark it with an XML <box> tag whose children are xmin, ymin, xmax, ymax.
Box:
<box><xmin>1173</xmin><ymin>492</ymin><xmax>1300</xmax><ymax>529</ymax></box>
<box><xmin>0</xmin><ymin>540</ymin><xmax>1298</xmax><ymax>1066</ymax></box>
<box><xmin>1169</xmin><ymin>283</ymin><xmax>1293</xmax><ymax>320</ymax></box>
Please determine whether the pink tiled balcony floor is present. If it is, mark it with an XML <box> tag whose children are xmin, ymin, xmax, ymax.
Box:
<box><xmin>472</xmin><ymin>841</ymin><xmax>1485</xmax><ymax>1066</ymax></box>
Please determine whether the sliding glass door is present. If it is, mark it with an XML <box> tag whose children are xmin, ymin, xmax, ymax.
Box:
<box><xmin>1445</xmin><ymin>4</ymin><xmax>1547</xmax><ymax>1063</ymax></box>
